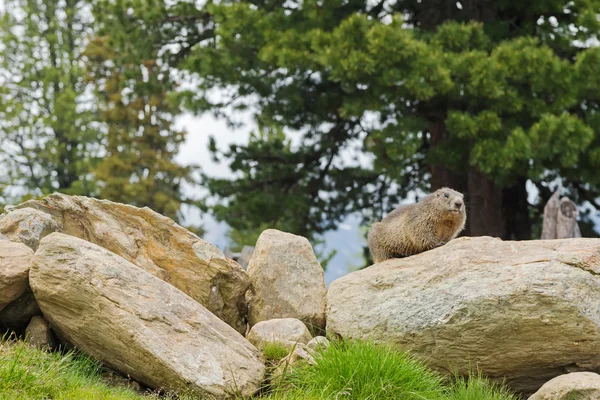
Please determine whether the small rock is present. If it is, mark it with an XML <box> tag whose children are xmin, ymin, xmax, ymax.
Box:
<box><xmin>270</xmin><ymin>344</ymin><xmax>318</xmax><ymax>382</ymax></box>
<box><xmin>306</xmin><ymin>336</ymin><xmax>330</xmax><ymax>351</ymax></box>
<box><xmin>25</xmin><ymin>316</ymin><xmax>56</xmax><ymax>348</ymax></box>
<box><xmin>0</xmin><ymin>291</ymin><xmax>42</xmax><ymax>333</ymax></box>
<box><xmin>248</xmin><ymin>318</ymin><xmax>312</xmax><ymax>351</ymax></box>
<box><xmin>528</xmin><ymin>372</ymin><xmax>600</xmax><ymax>400</ymax></box>
<box><xmin>0</xmin><ymin>208</ymin><xmax>59</xmax><ymax>250</ymax></box>
<box><xmin>0</xmin><ymin>241</ymin><xmax>33</xmax><ymax>311</ymax></box>
<box><xmin>247</xmin><ymin>229</ymin><xmax>326</xmax><ymax>331</ymax></box>
<box><xmin>288</xmin><ymin>344</ymin><xmax>317</xmax><ymax>366</ymax></box>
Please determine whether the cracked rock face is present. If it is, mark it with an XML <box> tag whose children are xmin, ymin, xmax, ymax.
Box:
<box><xmin>1</xmin><ymin>194</ymin><xmax>250</xmax><ymax>334</ymax></box>
<box><xmin>30</xmin><ymin>233</ymin><xmax>264</xmax><ymax>399</ymax></box>
<box><xmin>327</xmin><ymin>236</ymin><xmax>600</xmax><ymax>395</ymax></box>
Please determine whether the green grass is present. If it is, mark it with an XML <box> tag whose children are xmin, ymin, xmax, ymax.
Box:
<box><xmin>263</xmin><ymin>341</ymin><xmax>520</xmax><ymax>400</ymax></box>
<box><xmin>0</xmin><ymin>339</ymin><xmax>149</xmax><ymax>400</ymax></box>
<box><xmin>261</xmin><ymin>342</ymin><xmax>291</xmax><ymax>363</ymax></box>
<box><xmin>444</xmin><ymin>373</ymin><xmax>519</xmax><ymax>400</ymax></box>
<box><xmin>0</xmin><ymin>337</ymin><xmax>520</xmax><ymax>400</ymax></box>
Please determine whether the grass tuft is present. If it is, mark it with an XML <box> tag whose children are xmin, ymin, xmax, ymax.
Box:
<box><xmin>0</xmin><ymin>339</ymin><xmax>144</xmax><ymax>399</ymax></box>
<box><xmin>267</xmin><ymin>340</ymin><xmax>445</xmax><ymax>400</ymax></box>
<box><xmin>0</xmin><ymin>336</ymin><xmax>520</xmax><ymax>400</ymax></box>
<box><xmin>443</xmin><ymin>372</ymin><xmax>520</xmax><ymax>400</ymax></box>
<box><xmin>261</xmin><ymin>342</ymin><xmax>291</xmax><ymax>363</ymax></box>
<box><xmin>263</xmin><ymin>340</ymin><xmax>520</xmax><ymax>400</ymax></box>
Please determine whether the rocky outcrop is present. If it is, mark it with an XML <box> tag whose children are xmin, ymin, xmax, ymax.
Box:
<box><xmin>247</xmin><ymin>229</ymin><xmax>326</xmax><ymax>331</ymax></box>
<box><xmin>2</xmin><ymin>194</ymin><xmax>249</xmax><ymax>333</ymax></box>
<box><xmin>0</xmin><ymin>241</ymin><xmax>33</xmax><ymax>311</ymax></box>
<box><xmin>247</xmin><ymin>318</ymin><xmax>312</xmax><ymax>351</ymax></box>
<box><xmin>528</xmin><ymin>372</ymin><xmax>600</xmax><ymax>400</ymax></box>
<box><xmin>30</xmin><ymin>233</ymin><xmax>265</xmax><ymax>399</ymax></box>
<box><xmin>327</xmin><ymin>236</ymin><xmax>600</xmax><ymax>394</ymax></box>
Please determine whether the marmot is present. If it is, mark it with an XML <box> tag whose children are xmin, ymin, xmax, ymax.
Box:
<box><xmin>368</xmin><ymin>187</ymin><xmax>466</xmax><ymax>263</ymax></box>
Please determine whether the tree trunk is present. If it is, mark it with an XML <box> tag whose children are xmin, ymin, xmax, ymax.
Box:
<box><xmin>466</xmin><ymin>169</ymin><xmax>505</xmax><ymax>237</ymax></box>
<box><xmin>502</xmin><ymin>177</ymin><xmax>531</xmax><ymax>240</ymax></box>
<box><xmin>428</xmin><ymin>122</ymin><xmax>532</xmax><ymax>239</ymax></box>
<box><xmin>429</xmin><ymin>121</ymin><xmax>468</xmax><ymax>195</ymax></box>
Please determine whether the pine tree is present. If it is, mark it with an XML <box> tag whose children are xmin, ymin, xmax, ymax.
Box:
<box><xmin>0</xmin><ymin>0</ymin><xmax>99</xmax><ymax>201</ymax></box>
<box><xmin>86</xmin><ymin>2</ymin><xmax>197</xmax><ymax>223</ymax></box>
<box><xmin>91</xmin><ymin>0</ymin><xmax>600</xmax><ymax>246</ymax></box>
<box><xmin>176</xmin><ymin>0</ymin><xmax>600</xmax><ymax>240</ymax></box>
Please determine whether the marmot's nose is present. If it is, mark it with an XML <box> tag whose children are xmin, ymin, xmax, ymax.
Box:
<box><xmin>453</xmin><ymin>200</ymin><xmax>463</xmax><ymax>210</ymax></box>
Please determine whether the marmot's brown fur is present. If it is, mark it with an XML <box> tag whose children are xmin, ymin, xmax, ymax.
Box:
<box><xmin>368</xmin><ymin>187</ymin><xmax>466</xmax><ymax>263</ymax></box>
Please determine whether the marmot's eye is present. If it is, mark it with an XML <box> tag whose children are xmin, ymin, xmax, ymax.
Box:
<box><xmin>443</xmin><ymin>193</ymin><xmax>449</xmax><ymax>198</ymax></box>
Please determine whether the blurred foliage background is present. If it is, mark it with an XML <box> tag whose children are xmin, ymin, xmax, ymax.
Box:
<box><xmin>2</xmin><ymin>0</ymin><xmax>600</xmax><ymax>266</ymax></box>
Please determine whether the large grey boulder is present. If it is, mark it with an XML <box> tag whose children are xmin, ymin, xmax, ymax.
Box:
<box><xmin>30</xmin><ymin>233</ymin><xmax>265</xmax><ymax>399</ymax></box>
<box><xmin>0</xmin><ymin>240</ymin><xmax>33</xmax><ymax>311</ymax></box>
<box><xmin>247</xmin><ymin>229</ymin><xmax>326</xmax><ymax>331</ymax></box>
<box><xmin>1</xmin><ymin>194</ymin><xmax>249</xmax><ymax>333</ymax></box>
<box><xmin>528</xmin><ymin>372</ymin><xmax>600</xmax><ymax>400</ymax></box>
<box><xmin>327</xmin><ymin>236</ymin><xmax>600</xmax><ymax>395</ymax></box>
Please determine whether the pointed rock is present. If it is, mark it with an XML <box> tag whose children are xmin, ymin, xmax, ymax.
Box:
<box><xmin>247</xmin><ymin>229</ymin><xmax>326</xmax><ymax>331</ymax></box>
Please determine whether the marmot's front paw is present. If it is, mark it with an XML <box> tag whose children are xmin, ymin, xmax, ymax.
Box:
<box><xmin>434</xmin><ymin>241</ymin><xmax>446</xmax><ymax>248</ymax></box>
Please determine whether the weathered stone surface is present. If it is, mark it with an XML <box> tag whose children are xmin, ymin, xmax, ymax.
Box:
<box><xmin>528</xmin><ymin>372</ymin><xmax>600</xmax><ymax>400</ymax></box>
<box><xmin>247</xmin><ymin>318</ymin><xmax>312</xmax><ymax>351</ymax></box>
<box><xmin>30</xmin><ymin>233</ymin><xmax>265</xmax><ymax>399</ymax></box>
<box><xmin>327</xmin><ymin>236</ymin><xmax>600</xmax><ymax>395</ymax></box>
<box><xmin>25</xmin><ymin>316</ymin><xmax>56</xmax><ymax>349</ymax></box>
<box><xmin>4</xmin><ymin>194</ymin><xmax>249</xmax><ymax>333</ymax></box>
<box><xmin>0</xmin><ymin>208</ymin><xmax>59</xmax><ymax>250</ymax></box>
<box><xmin>306</xmin><ymin>336</ymin><xmax>330</xmax><ymax>351</ymax></box>
<box><xmin>0</xmin><ymin>240</ymin><xmax>33</xmax><ymax>311</ymax></box>
<box><xmin>287</xmin><ymin>344</ymin><xmax>317</xmax><ymax>366</ymax></box>
<box><xmin>247</xmin><ymin>229</ymin><xmax>326</xmax><ymax>331</ymax></box>
<box><xmin>0</xmin><ymin>291</ymin><xmax>42</xmax><ymax>333</ymax></box>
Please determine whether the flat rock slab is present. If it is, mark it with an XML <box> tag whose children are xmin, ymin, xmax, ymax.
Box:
<box><xmin>0</xmin><ymin>240</ymin><xmax>33</xmax><ymax>311</ymax></box>
<box><xmin>327</xmin><ymin>236</ymin><xmax>600</xmax><ymax>395</ymax></box>
<box><xmin>2</xmin><ymin>193</ymin><xmax>249</xmax><ymax>333</ymax></box>
<box><xmin>30</xmin><ymin>233</ymin><xmax>265</xmax><ymax>399</ymax></box>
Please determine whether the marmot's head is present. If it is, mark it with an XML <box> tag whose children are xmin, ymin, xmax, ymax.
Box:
<box><xmin>429</xmin><ymin>187</ymin><xmax>466</xmax><ymax>220</ymax></box>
